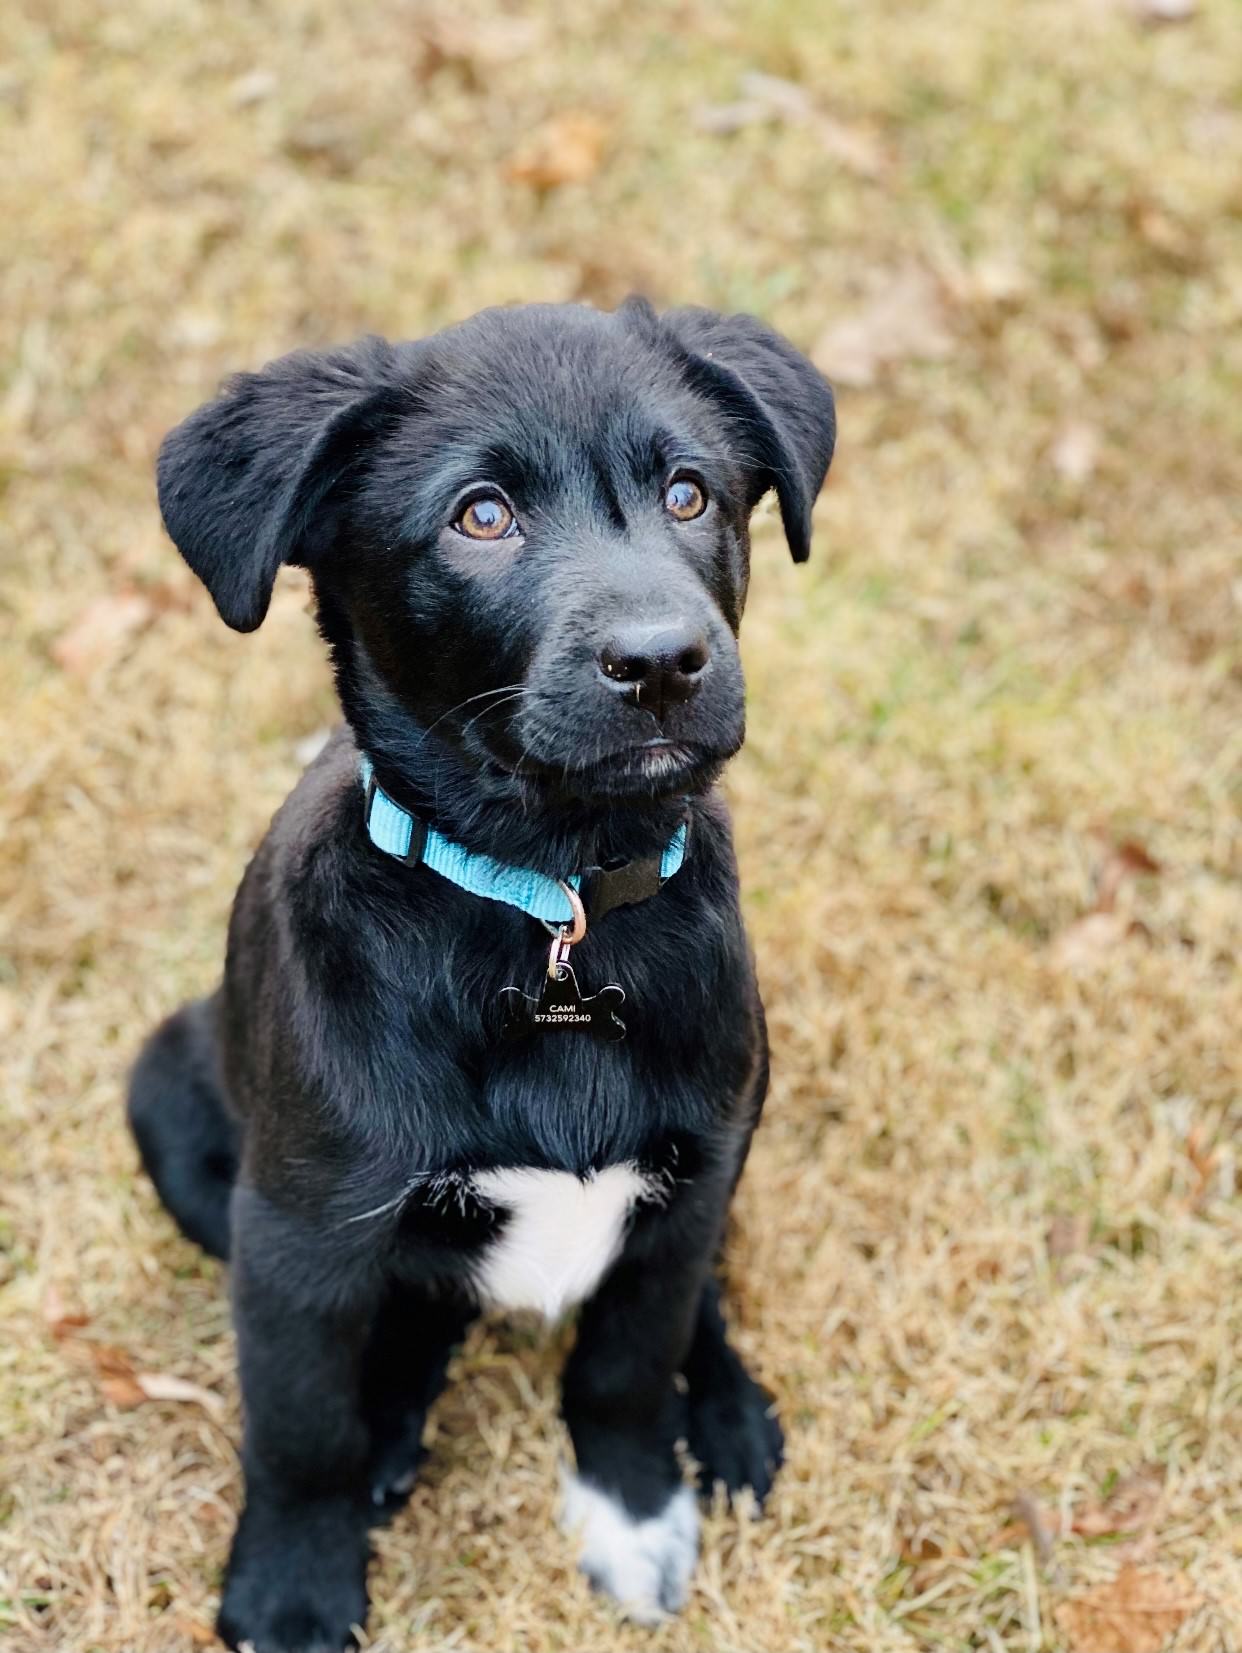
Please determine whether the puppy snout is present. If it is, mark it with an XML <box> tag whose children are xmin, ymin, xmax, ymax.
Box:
<box><xmin>597</xmin><ymin>621</ymin><xmax>710</xmax><ymax>721</ymax></box>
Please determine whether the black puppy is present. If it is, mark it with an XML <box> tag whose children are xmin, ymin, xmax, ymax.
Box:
<box><xmin>128</xmin><ymin>297</ymin><xmax>835</xmax><ymax>1651</ymax></box>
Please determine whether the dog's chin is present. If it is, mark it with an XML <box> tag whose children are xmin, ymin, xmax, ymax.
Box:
<box><xmin>496</xmin><ymin>738</ymin><xmax>733</xmax><ymax>805</ymax></box>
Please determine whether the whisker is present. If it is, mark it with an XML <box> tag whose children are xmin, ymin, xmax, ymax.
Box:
<box><xmin>459</xmin><ymin>688</ymin><xmax>529</xmax><ymax>740</ymax></box>
<box><xmin>414</xmin><ymin>682</ymin><xmax>528</xmax><ymax>749</ymax></box>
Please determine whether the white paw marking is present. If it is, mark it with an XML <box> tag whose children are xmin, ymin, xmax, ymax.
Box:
<box><xmin>560</xmin><ymin>1468</ymin><xmax>699</xmax><ymax>1624</ymax></box>
<box><xmin>471</xmin><ymin>1164</ymin><xmax>656</xmax><ymax>1320</ymax></box>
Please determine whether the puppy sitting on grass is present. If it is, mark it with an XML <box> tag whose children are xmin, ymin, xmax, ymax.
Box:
<box><xmin>129</xmin><ymin>297</ymin><xmax>835</xmax><ymax>1651</ymax></box>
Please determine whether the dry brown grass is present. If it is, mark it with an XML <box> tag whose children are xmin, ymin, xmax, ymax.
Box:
<box><xmin>2</xmin><ymin>1</ymin><xmax>1240</xmax><ymax>1649</ymax></box>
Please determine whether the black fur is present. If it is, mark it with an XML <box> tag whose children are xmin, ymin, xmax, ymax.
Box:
<box><xmin>128</xmin><ymin>297</ymin><xmax>834</xmax><ymax>1651</ymax></box>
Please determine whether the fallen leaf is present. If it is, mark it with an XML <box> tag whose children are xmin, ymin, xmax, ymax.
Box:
<box><xmin>1055</xmin><ymin>1565</ymin><xmax>1200</xmax><ymax>1653</ymax></box>
<box><xmin>1049</xmin><ymin>910</ymin><xmax>1138</xmax><ymax>971</ymax></box>
<box><xmin>813</xmin><ymin>268</ymin><xmax>953</xmax><ymax>388</ymax></box>
<box><xmin>50</xmin><ymin>591</ymin><xmax>154</xmax><ymax>676</ymax></box>
<box><xmin>1052</xmin><ymin>421</ymin><xmax>1101</xmax><ymax>484</ymax></box>
<box><xmin>42</xmin><ymin>1283</ymin><xmax>90</xmax><ymax>1338</ymax></box>
<box><xmin>99</xmin><ymin>1372</ymin><xmax>149</xmax><ymax>1408</ymax></box>
<box><xmin>1051</xmin><ymin>835</ymin><xmax>1161</xmax><ymax>969</ymax></box>
<box><xmin>1096</xmin><ymin>838</ymin><xmax>1161</xmax><ymax>912</ymax></box>
<box><xmin>134</xmin><ymin>1371</ymin><xmax>226</xmax><ymax>1420</ymax></box>
<box><xmin>899</xmin><ymin>1534</ymin><xmax>948</xmax><ymax>1561</ymax></box>
<box><xmin>72</xmin><ymin>1341</ymin><xmax>148</xmax><ymax>1406</ymax></box>
<box><xmin>1072</xmin><ymin>1467</ymin><xmax>1165</xmax><ymax>1540</ymax></box>
<box><xmin>506</xmin><ymin>114</ymin><xmax>607</xmax><ymax>190</ymax></box>
<box><xmin>172</xmin><ymin>1617</ymin><xmax>218</xmax><ymax>1647</ymax></box>
<box><xmin>1184</xmin><ymin>1125</ymin><xmax>1218</xmax><ymax>1210</ymax></box>
<box><xmin>694</xmin><ymin>72</ymin><xmax>886</xmax><ymax>176</ymax></box>
<box><xmin>83</xmin><ymin>1342</ymin><xmax>139</xmax><ymax>1378</ymax></box>
<box><xmin>59</xmin><ymin>1338</ymin><xmax>224</xmax><ymax>1416</ymax></box>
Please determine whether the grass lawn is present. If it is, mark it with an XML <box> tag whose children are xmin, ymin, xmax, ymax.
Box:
<box><xmin>1</xmin><ymin>1</ymin><xmax>1239</xmax><ymax>1648</ymax></box>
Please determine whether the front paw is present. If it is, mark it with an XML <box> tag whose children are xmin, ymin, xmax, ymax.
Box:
<box><xmin>686</xmin><ymin>1372</ymin><xmax>784</xmax><ymax>1505</ymax></box>
<box><xmin>560</xmin><ymin>1469</ymin><xmax>699</xmax><ymax>1625</ymax></box>
<box><xmin>217</xmin><ymin>1497</ymin><xmax>370</xmax><ymax>1653</ymax></box>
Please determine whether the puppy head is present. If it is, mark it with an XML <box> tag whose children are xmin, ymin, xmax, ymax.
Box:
<box><xmin>158</xmin><ymin>300</ymin><xmax>835</xmax><ymax>805</ymax></box>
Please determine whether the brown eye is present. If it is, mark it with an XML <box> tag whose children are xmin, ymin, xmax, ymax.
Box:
<box><xmin>665</xmin><ymin>477</ymin><xmax>707</xmax><ymax>521</ymax></box>
<box><xmin>455</xmin><ymin>495</ymin><xmax>516</xmax><ymax>541</ymax></box>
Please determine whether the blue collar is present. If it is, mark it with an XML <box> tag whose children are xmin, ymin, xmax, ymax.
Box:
<box><xmin>358</xmin><ymin>756</ymin><xmax>688</xmax><ymax>928</ymax></box>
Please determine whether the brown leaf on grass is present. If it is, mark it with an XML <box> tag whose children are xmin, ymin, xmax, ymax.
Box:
<box><xmin>72</xmin><ymin>1341</ymin><xmax>146</xmax><ymax>1406</ymax></box>
<box><xmin>1184</xmin><ymin>1125</ymin><xmax>1218</xmax><ymax>1211</ymax></box>
<box><xmin>79</xmin><ymin>1342</ymin><xmax>138</xmax><ymax>1377</ymax></box>
<box><xmin>50</xmin><ymin>591</ymin><xmax>154</xmax><ymax>676</ymax></box>
<box><xmin>813</xmin><ymin>268</ymin><xmax>953</xmax><ymax>388</ymax></box>
<box><xmin>1054</xmin><ymin>1565</ymin><xmax>1200</xmax><ymax>1652</ymax></box>
<box><xmin>694</xmin><ymin>73</ymin><xmax>887</xmax><ymax>177</ymax></box>
<box><xmin>171</xmin><ymin>1617</ymin><xmax>218</xmax><ymax>1648</ymax></box>
<box><xmin>506</xmin><ymin>114</ymin><xmax>607</xmax><ymax>190</ymax></box>
<box><xmin>899</xmin><ymin>1534</ymin><xmax>949</xmax><ymax>1562</ymax></box>
<box><xmin>61</xmin><ymin>1339</ymin><xmax>224</xmax><ymax>1416</ymax></box>
<box><xmin>42</xmin><ymin>1283</ymin><xmax>90</xmax><ymax>1338</ymax></box>
<box><xmin>99</xmin><ymin>1371</ymin><xmax>150</xmax><ymax>1408</ymax></box>
<box><xmin>1072</xmin><ymin>1467</ymin><xmax>1164</xmax><ymax>1540</ymax></box>
<box><xmin>992</xmin><ymin>1473</ymin><xmax>1162</xmax><ymax>1554</ymax></box>
<box><xmin>1049</xmin><ymin>910</ymin><xmax>1141</xmax><ymax>971</ymax></box>
<box><xmin>1051</xmin><ymin>836</ymin><xmax>1161</xmax><ymax>969</ymax></box>
<box><xmin>1096</xmin><ymin>838</ymin><xmax>1161</xmax><ymax>913</ymax></box>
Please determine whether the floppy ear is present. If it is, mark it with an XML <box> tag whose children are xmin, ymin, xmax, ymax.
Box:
<box><xmin>657</xmin><ymin>305</ymin><xmax>836</xmax><ymax>563</ymax></box>
<box><xmin>157</xmin><ymin>336</ymin><xmax>397</xmax><ymax>631</ymax></box>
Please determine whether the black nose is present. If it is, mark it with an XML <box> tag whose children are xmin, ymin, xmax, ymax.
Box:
<box><xmin>597</xmin><ymin>622</ymin><xmax>710</xmax><ymax>719</ymax></box>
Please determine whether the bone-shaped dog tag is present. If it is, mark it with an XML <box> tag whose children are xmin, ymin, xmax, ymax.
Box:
<box><xmin>500</xmin><ymin>961</ymin><xmax>626</xmax><ymax>1042</ymax></box>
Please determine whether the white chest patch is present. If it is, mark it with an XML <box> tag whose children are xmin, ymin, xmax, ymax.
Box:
<box><xmin>471</xmin><ymin>1164</ymin><xmax>654</xmax><ymax>1320</ymax></box>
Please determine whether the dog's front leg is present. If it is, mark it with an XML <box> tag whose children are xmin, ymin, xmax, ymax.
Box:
<box><xmin>217</xmin><ymin>1193</ymin><xmax>378</xmax><ymax>1653</ymax></box>
<box><xmin>560</xmin><ymin>1240</ymin><xmax>707</xmax><ymax>1625</ymax></box>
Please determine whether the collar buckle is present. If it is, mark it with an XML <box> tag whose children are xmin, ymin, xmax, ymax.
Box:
<box><xmin>579</xmin><ymin>854</ymin><xmax>664</xmax><ymax>923</ymax></box>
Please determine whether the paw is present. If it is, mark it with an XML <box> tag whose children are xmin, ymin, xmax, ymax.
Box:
<box><xmin>686</xmin><ymin>1373</ymin><xmax>784</xmax><ymax>1505</ymax></box>
<box><xmin>218</xmin><ymin>1500</ymin><xmax>369</xmax><ymax>1653</ymax></box>
<box><xmin>219</xmin><ymin>1590</ymin><xmax>363</xmax><ymax>1653</ymax></box>
<box><xmin>560</xmin><ymin>1469</ymin><xmax>699</xmax><ymax>1625</ymax></box>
